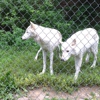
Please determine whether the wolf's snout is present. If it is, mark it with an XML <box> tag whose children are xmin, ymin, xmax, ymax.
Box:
<box><xmin>61</xmin><ymin>58</ymin><xmax>64</xmax><ymax>61</ymax></box>
<box><xmin>21</xmin><ymin>36</ymin><xmax>23</xmax><ymax>39</ymax></box>
<box><xmin>21</xmin><ymin>36</ymin><xmax>25</xmax><ymax>40</ymax></box>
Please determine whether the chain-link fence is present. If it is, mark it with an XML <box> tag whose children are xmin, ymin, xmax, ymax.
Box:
<box><xmin>0</xmin><ymin>0</ymin><xmax>100</xmax><ymax>100</ymax></box>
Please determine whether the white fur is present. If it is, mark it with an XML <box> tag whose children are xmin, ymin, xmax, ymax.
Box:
<box><xmin>22</xmin><ymin>22</ymin><xmax>62</xmax><ymax>75</ymax></box>
<box><xmin>60</xmin><ymin>28</ymin><xmax>99</xmax><ymax>81</ymax></box>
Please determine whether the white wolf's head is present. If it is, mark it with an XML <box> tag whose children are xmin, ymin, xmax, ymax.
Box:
<box><xmin>60</xmin><ymin>39</ymin><xmax>76</xmax><ymax>61</ymax></box>
<box><xmin>22</xmin><ymin>22</ymin><xmax>36</xmax><ymax>40</ymax></box>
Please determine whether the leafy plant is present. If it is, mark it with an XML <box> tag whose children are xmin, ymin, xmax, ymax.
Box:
<box><xmin>0</xmin><ymin>71</ymin><xmax>16</xmax><ymax>99</ymax></box>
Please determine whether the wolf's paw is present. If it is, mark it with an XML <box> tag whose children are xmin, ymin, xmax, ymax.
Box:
<box><xmin>39</xmin><ymin>72</ymin><xmax>45</xmax><ymax>75</ymax></box>
<box><xmin>34</xmin><ymin>57</ymin><xmax>38</xmax><ymax>61</ymax></box>
<box><xmin>90</xmin><ymin>65</ymin><xmax>96</xmax><ymax>68</ymax></box>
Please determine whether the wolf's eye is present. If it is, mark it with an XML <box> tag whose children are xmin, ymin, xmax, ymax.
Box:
<box><xmin>66</xmin><ymin>50</ymin><xmax>69</xmax><ymax>52</ymax></box>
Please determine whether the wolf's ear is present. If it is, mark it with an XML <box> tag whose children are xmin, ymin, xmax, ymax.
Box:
<box><xmin>30</xmin><ymin>21</ymin><xmax>35</xmax><ymax>29</ymax></box>
<box><xmin>72</xmin><ymin>39</ymin><xmax>76</xmax><ymax>46</ymax></box>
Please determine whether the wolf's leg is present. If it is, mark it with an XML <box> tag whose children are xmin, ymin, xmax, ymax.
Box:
<box><xmin>50</xmin><ymin>52</ymin><xmax>54</xmax><ymax>75</ymax></box>
<box><xmin>85</xmin><ymin>52</ymin><xmax>90</xmax><ymax>63</ymax></box>
<box><xmin>40</xmin><ymin>50</ymin><xmax>47</xmax><ymax>74</ymax></box>
<box><xmin>34</xmin><ymin>47</ymin><xmax>42</xmax><ymax>60</ymax></box>
<box><xmin>90</xmin><ymin>43</ymin><xmax>98</xmax><ymax>68</ymax></box>
<box><xmin>74</xmin><ymin>55</ymin><xmax>83</xmax><ymax>81</ymax></box>
<box><xmin>58</xmin><ymin>45</ymin><xmax>61</xmax><ymax>58</ymax></box>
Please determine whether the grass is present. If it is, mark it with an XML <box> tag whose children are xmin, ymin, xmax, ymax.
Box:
<box><xmin>0</xmin><ymin>46</ymin><xmax>100</xmax><ymax>99</ymax></box>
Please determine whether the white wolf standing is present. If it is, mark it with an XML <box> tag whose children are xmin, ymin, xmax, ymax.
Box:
<box><xmin>22</xmin><ymin>22</ymin><xmax>62</xmax><ymax>75</ymax></box>
<box><xmin>60</xmin><ymin>28</ymin><xmax>99</xmax><ymax>81</ymax></box>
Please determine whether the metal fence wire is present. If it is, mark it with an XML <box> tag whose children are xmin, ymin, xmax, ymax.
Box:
<box><xmin>0</xmin><ymin>0</ymin><xmax>100</xmax><ymax>100</ymax></box>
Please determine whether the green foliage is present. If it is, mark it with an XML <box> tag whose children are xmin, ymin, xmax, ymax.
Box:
<box><xmin>0</xmin><ymin>0</ymin><xmax>74</xmax><ymax>44</ymax></box>
<box><xmin>0</xmin><ymin>0</ymin><xmax>99</xmax><ymax>43</ymax></box>
<box><xmin>0</xmin><ymin>0</ymin><xmax>33</xmax><ymax>28</ymax></box>
<box><xmin>0</xmin><ymin>27</ymin><xmax>39</xmax><ymax>50</ymax></box>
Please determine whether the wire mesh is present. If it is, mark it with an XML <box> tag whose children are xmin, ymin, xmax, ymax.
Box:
<box><xmin>0</xmin><ymin>0</ymin><xmax>100</xmax><ymax>100</ymax></box>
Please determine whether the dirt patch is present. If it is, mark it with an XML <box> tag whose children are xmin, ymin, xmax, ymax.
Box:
<box><xmin>17</xmin><ymin>86</ymin><xmax>100</xmax><ymax>100</ymax></box>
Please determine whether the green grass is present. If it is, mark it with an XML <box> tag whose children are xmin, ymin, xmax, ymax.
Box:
<box><xmin>0</xmin><ymin>46</ymin><xmax>100</xmax><ymax>99</ymax></box>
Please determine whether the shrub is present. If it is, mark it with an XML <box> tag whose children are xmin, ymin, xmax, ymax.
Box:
<box><xmin>0</xmin><ymin>27</ymin><xmax>39</xmax><ymax>49</ymax></box>
<box><xmin>1</xmin><ymin>0</ymin><xmax>99</xmax><ymax>47</ymax></box>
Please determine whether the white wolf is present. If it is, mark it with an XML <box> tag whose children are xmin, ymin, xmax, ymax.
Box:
<box><xmin>22</xmin><ymin>22</ymin><xmax>62</xmax><ymax>75</ymax></box>
<box><xmin>60</xmin><ymin>28</ymin><xmax>99</xmax><ymax>81</ymax></box>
